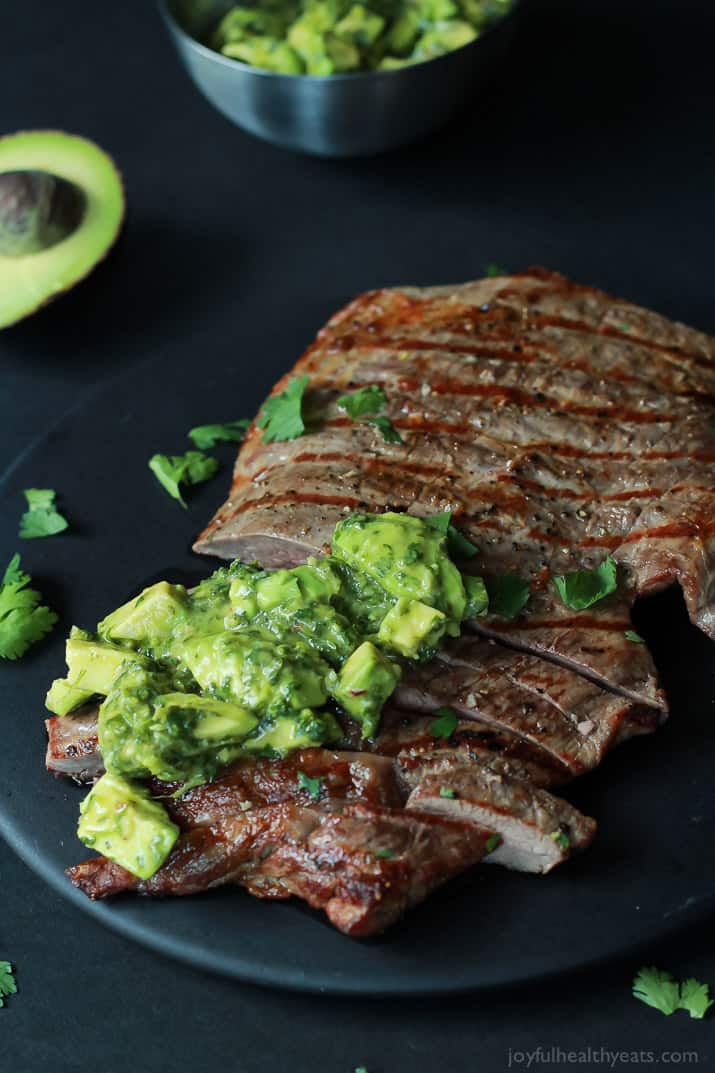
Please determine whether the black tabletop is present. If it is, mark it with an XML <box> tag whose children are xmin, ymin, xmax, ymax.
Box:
<box><xmin>2</xmin><ymin>0</ymin><xmax>714</xmax><ymax>1069</ymax></box>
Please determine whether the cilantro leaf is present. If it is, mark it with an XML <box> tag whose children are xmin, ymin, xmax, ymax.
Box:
<box><xmin>188</xmin><ymin>419</ymin><xmax>250</xmax><ymax>450</ymax></box>
<box><xmin>553</xmin><ymin>557</ymin><xmax>618</xmax><ymax>610</ymax></box>
<box><xmin>0</xmin><ymin>555</ymin><xmax>58</xmax><ymax>661</ymax></box>
<box><xmin>633</xmin><ymin>967</ymin><xmax>680</xmax><ymax>1016</ymax></box>
<box><xmin>484</xmin><ymin>573</ymin><xmax>530</xmax><ymax>619</ymax></box>
<box><xmin>429</xmin><ymin>707</ymin><xmax>458</xmax><ymax>739</ymax></box>
<box><xmin>426</xmin><ymin>512</ymin><xmax>451</xmax><ymax>534</ymax></box>
<box><xmin>426</xmin><ymin>511</ymin><xmax>479</xmax><ymax>559</ymax></box>
<box><xmin>368</xmin><ymin>416</ymin><xmax>403</xmax><ymax>444</ymax></box>
<box><xmin>550</xmin><ymin>830</ymin><xmax>570</xmax><ymax>851</ymax></box>
<box><xmin>678</xmin><ymin>978</ymin><xmax>714</xmax><ymax>1020</ymax></box>
<box><xmin>464</xmin><ymin>575</ymin><xmax>489</xmax><ymax>617</ymax></box>
<box><xmin>447</xmin><ymin>525</ymin><xmax>478</xmax><ymax>560</ymax></box>
<box><xmin>0</xmin><ymin>961</ymin><xmax>17</xmax><ymax>1008</ymax></box>
<box><xmin>374</xmin><ymin>847</ymin><xmax>395</xmax><ymax>859</ymax></box>
<box><xmin>485</xmin><ymin>263</ymin><xmax>508</xmax><ymax>277</ymax></box>
<box><xmin>337</xmin><ymin>385</ymin><xmax>386</xmax><ymax>419</ymax></box>
<box><xmin>148</xmin><ymin>451</ymin><xmax>219</xmax><ymax>508</ymax></box>
<box><xmin>257</xmin><ymin>375</ymin><xmax>308</xmax><ymax>442</ymax></box>
<box><xmin>19</xmin><ymin>488</ymin><xmax>68</xmax><ymax>539</ymax></box>
<box><xmin>625</xmin><ymin>630</ymin><xmax>645</xmax><ymax>644</ymax></box>
<box><xmin>439</xmin><ymin>786</ymin><xmax>457</xmax><ymax>799</ymax></box>
<box><xmin>485</xmin><ymin>833</ymin><xmax>502</xmax><ymax>853</ymax></box>
<box><xmin>297</xmin><ymin>770</ymin><xmax>324</xmax><ymax>801</ymax></box>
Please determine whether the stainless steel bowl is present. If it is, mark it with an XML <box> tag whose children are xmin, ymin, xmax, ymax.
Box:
<box><xmin>158</xmin><ymin>0</ymin><xmax>521</xmax><ymax>157</ymax></box>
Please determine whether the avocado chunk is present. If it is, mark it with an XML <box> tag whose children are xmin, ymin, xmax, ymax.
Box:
<box><xmin>45</xmin><ymin>677</ymin><xmax>94</xmax><ymax>716</ymax></box>
<box><xmin>411</xmin><ymin>19</ymin><xmax>477</xmax><ymax>61</ymax></box>
<box><xmin>65</xmin><ymin>636</ymin><xmax>143</xmax><ymax>696</ymax></box>
<box><xmin>242</xmin><ymin>709</ymin><xmax>342</xmax><ymax>757</ymax></box>
<box><xmin>377</xmin><ymin>598</ymin><xmax>447</xmax><ymax>659</ymax></box>
<box><xmin>335</xmin><ymin>4</ymin><xmax>385</xmax><ymax>48</ymax></box>
<box><xmin>154</xmin><ymin>692</ymin><xmax>258</xmax><ymax>743</ymax></box>
<box><xmin>178</xmin><ymin>629</ymin><xmax>329</xmax><ymax>715</ymax></box>
<box><xmin>77</xmin><ymin>771</ymin><xmax>179</xmax><ymax>880</ymax></box>
<box><xmin>0</xmin><ymin>131</ymin><xmax>124</xmax><ymax>330</ymax></box>
<box><xmin>332</xmin><ymin>511</ymin><xmax>467</xmax><ymax>629</ymax></box>
<box><xmin>329</xmin><ymin>640</ymin><xmax>401</xmax><ymax>738</ymax></box>
<box><xmin>97</xmin><ymin>581</ymin><xmax>187</xmax><ymax>648</ymax></box>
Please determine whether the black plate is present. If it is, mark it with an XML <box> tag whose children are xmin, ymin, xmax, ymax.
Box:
<box><xmin>1</xmin><ymin>324</ymin><xmax>713</xmax><ymax>995</ymax></box>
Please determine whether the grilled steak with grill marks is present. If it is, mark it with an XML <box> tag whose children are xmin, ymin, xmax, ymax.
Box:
<box><xmin>195</xmin><ymin>268</ymin><xmax>714</xmax><ymax>652</ymax></box>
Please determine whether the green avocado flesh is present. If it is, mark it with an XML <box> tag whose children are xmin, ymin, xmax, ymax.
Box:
<box><xmin>48</xmin><ymin>511</ymin><xmax>487</xmax><ymax>878</ymax></box>
<box><xmin>209</xmin><ymin>0</ymin><xmax>514</xmax><ymax>75</ymax></box>
<box><xmin>0</xmin><ymin>131</ymin><xmax>124</xmax><ymax>329</ymax></box>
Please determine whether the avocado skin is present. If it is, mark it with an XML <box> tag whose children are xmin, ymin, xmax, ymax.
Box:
<box><xmin>0</xmin><ymin>130</ymin><xmax>125</xmax><ymax>329</ymax></box>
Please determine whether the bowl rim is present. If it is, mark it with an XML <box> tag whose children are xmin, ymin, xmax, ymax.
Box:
<box><xmin>157</xmin><ymin>0</ymin><xmax>521</xmax><ymax>83</ymax></box>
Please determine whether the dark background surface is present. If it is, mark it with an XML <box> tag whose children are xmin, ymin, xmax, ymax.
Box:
<box><xmin>1</xmin><ymin>0</ymin><xmax>714</xmax><ymax>1069</ymax></box>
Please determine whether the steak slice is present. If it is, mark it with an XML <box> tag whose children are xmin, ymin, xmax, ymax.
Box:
<box><xmin>401</xmin><ymin>755</ymin><xmax>596</xmax><ymax>874</ymax></box>
<box><xmin>45</xmin><ymin>705</ymin><xmax>103</xmax><ymax>783</ymax></box>
<box><xmin>394</xmin><ymin>637</ymin><xmax>664</xmax><ymax>777</ymax></box>
<box><xmin>194</xmin><ymin>268</ymin><xmax>714</xmax><ymax>655</ymax></box>
<box><xmin>67</xmin><ymin>795</ymin><xmax>492</xmax><ymax>936</ymax></box>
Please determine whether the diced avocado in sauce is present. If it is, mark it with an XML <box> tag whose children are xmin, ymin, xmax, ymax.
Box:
<box><xmin>98</xmin><ymin>581</ymin><xmax>187</xmax><ymax>647</ymax></box>
<box><xmin>45</xmin><ymin>677</ymin><xmax>94</xmax><ymax>716</ymax></box>
<box><xmin>377</xmin><ymin>598</ymin><xmax>447</xmax><ymax>659</ymax></box>
<box><xmin>52</xmin><ymin>511</ymin><xmax>491</xmax><ymax>878</ymax></box>
<box><xmin>77</xmin><ymin>771</ymin><xmax>179</xmax><ymax>880</ymax></box>
<box><xmin>332</xmin><ymin>511</ymin><xmax>466</xmax><ymax>629</ymax></box>
<box><xmin>242</xmin><ymin>709</ymin><xmax>341</xmax><ymax>757</ymax></box>
<box><xmin>329</xmin><ymin>640</ymin><xmax>401</xmax><ymax>738</ymax></box>
<box><xmin>65</xmin><ymin>636</ymin><xmax>146</xmax><ymax>696</ymax></box>
<box><xmin>178</xmin><ymin>629</ymin><xmax>329</xmax><ymax>714</ymax></box>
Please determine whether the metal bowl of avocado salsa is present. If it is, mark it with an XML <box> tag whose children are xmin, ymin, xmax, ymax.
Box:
<box><xmin>158</xmin><ymin>0</ymin><xmax>520</xmax><ymax>157</ymax></box>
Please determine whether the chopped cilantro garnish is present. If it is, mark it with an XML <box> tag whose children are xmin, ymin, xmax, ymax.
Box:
<box><xmin>429</xmin><ymin>707</ymin><xmax>458</xmax><ymax>739</ymax></box>
<box><xmin>426</xmin><ymin>511</ymin><xmax>479</xmax><ymax>559</ymax></box>
<box><xmin>188</xmin><ymin>419</ymin><xmax>250</xmax><ymax>449</ymax></box>
<box><xmin>19</xmin><ymin>488</ymin><xmax>68</xmax><ymax>540</ymax></box>
<box><xmin>485</xmin><ymin>263</ymin><xmax>508</xmax><ymax>277</ymax></box>
<box><xmin>625</xmin><ymin>630</ymin><xmax>645</xmax><ymax>644</ymax></box>
<box><xmin>679</xmin><ymin>978</ymin><xmax>715</xmax><ymax>1020</ymax></box>
<box><xmin>0</xmin><ymin>961</ymin><xmax>17</xmax><ymax>1008</ymax></box>
<box><xmin>463</xmin><ymin>575</ymin><xmax>489</xmax><ymax>618</ymax></box>
<box><xmin>439</xmin><ymin>786</ymin><xmax>457</xmax><ymax>799</ymax></box>
<box><xmin>632</xmin><ymin>968</ymin><xmax>713</xmax><ymax>1019</ymax></box>
<box><xmin>550</xmin><ymin>830</ymin><xmax>570</xmax><ymax>851</ymax></box>
<box><xmin>620</xmin><ymin>322</ymin><xmax>632</xmax><ymax>332</ymax></box>
<box><xmin>337</xmin><ymin>384</ymin><xmax>386</xmax><ymax>419</ymax></box>
<box><xmin>484</xmin><ymin>573</ymin><xmax>530</xmax><ymax>619</ymax></box>
<box><xmin>374</xmin><ymin>847</ymin><xmax>395</xmax><ymax>859</ymax></box>
<box><xmin>553</xmin><ymin>556</ymin><xmax>618</xmax><ymax>610</ymax></box>
<box><xmin>257</xmin><ymin>375</ymin><xmax>309</xmax><ymax>442</ymax></box>
<box><xmin>485</xmin><ymin>833</ymin><xmax>502</xmax><ymax>853</ymax></box>
<box><xmin>148</xmin><ymin>451</ymin><xmax>219</xmax><ymax>508</ymax></box>
<box><xmin>368</xmin><ymin>416</ymin><xmax>403</xmax><ymax>444</ymax></box>
<box><xmin>0</xmin><ymin>555</ymin><xmax>57</xmax><ymax>661</ymax></box>
<box><xmin>297</xmin><ymin>770</ymin><xmax>324</xmax><ymax>801</ymax></box>
<box><xmin>633</xmin><ymin>967</ymin><xmax>681</xmax><ymax>1016</ymax></box>
<box><xmin>354</xmin><ymin>1067</ymin><xmax>369</xmax><ymax>1073</ymax></box>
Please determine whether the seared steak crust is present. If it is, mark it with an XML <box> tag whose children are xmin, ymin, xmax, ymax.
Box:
<box><xmin>195</xmin><ymin>268</ymin><xmax>714</xmax><ymax>640</ymax></box>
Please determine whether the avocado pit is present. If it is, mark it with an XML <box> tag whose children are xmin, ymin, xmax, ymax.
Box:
<box><xmin>0</xmin><ymin>170</ymin><xmax>86</xmax><ymax>257</ymax></box>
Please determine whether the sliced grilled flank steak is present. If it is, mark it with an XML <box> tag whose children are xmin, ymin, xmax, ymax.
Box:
<box><xmin>369</xmin><ymin>707</ymin><xmax>571</xmax><ymax>789</ymax></box>
<box><xmin>394</xmin><ymin>637</ymin><xmax>664</xmax><ymax>777</ymax></box>
<box><xmin>67</xmin><ymin>748</ymin><xmax>491</xmax><ymax>935</ymax></box>
<box><xmin>45</xmin><ymin>705</ymin><xmax>103</xmax><ymax>783</ymax></box>
<box><xmin>466</xmin><ymin>590</ymin><xmax>666</xmax><ymax>710</ymax></box>
<box><xmin>400</xmin><ymin>754</ymin><xmax>596</xmax><ymax>874</ymax></box>
<box><xmin>195</xmin><ymin>268</ymin><xmax>714</xmax><ymax>643</ymax></box>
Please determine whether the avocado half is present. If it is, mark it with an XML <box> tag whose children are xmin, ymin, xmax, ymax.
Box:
<box><xmin>0</xmin><ymin>131</ymin><xmax>124</xmax><ymax>329</ymax></box>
